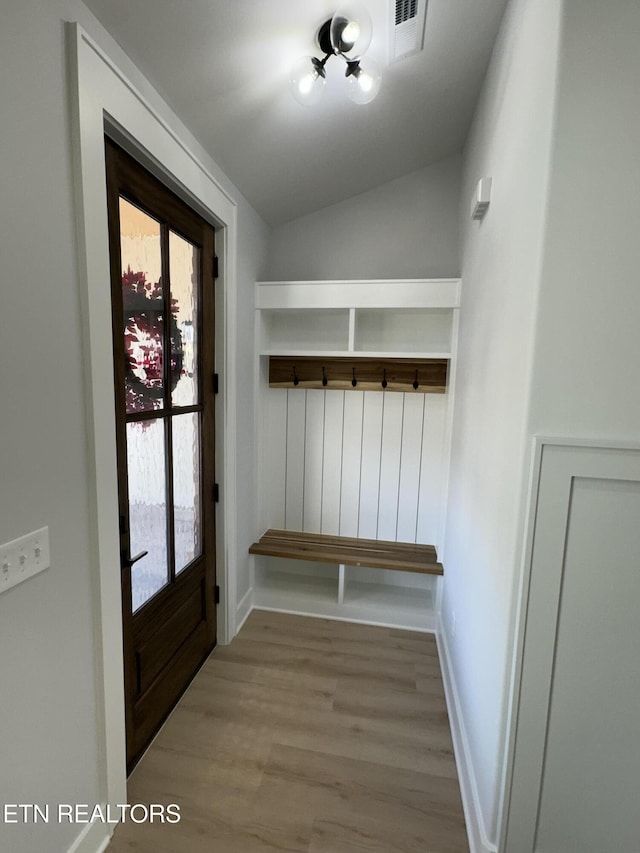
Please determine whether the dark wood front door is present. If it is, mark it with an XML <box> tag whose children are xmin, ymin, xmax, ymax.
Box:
<box><xmin>105</xmin><ymin>139</ymin><xmax>217</xmax><ymax>771</ymax></box>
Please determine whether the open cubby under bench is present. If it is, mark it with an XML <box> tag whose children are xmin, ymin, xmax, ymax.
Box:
<box><xmin>249</xmin><ymin>529</ymin><xmax>444</xmax><ymax>575</ymax></box>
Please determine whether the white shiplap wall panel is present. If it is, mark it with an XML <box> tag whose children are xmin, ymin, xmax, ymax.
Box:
<box><xmin>358</xmin><ymin>393</ymin><xmax>384</xmax><ymax>539</ymax></box>
<box><xmin>322</xmin><ymin>391</ymin><xmax>345</xmax><ymax>534</ymax></box>
<box><xmin>263</xmin><ymin>388</ymin><xmax>287</xmax><ymax>529</ymax></box>
<box><xmin>377</xmin><ymin>394</ymin><xmax>405</xmax><ymax>540</ymax></box>
<box><xmin>396</xmin><ymin>394</ymin><xmax>426</xmax><ymax>543</ymax></box>
<box><xmin>285</xmin><ymin>390</ymin><xmax>306</xmax><ymax>530</ymax></box>
<box><xmin>303</xmin><ymin>391</ymin><xmax>325</xmax><ymax>532</ymax></box>
<box><xmin>416</xmin><ymin>395</ymin><xmax>447</xmax><ymax>545</ymax></box>
<box><xmin>339</xmin><ymin>393</ymin><xmax>365</xmax><ymax>537</ymax></box>
<box><xmin>268</xmin><ymin>384</ymin><xmax>447</xmax><ymax>547</ymax></box>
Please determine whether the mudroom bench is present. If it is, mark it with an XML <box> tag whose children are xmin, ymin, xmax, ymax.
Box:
<box><xmin>249</xmin><ymin>529</ymin><xmax>443</xmax><ymax>575</ymax></box>
<box><xmin>252</xmin><ymin>278</ymin><xmax>460</xmax><ymax>632</ymax></box>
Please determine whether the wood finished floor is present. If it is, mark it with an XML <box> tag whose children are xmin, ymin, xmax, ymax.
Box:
<box><xmin>107</xmin><ymin>610</ymin><xmax>469</xmax><ymax>852</ymax></box>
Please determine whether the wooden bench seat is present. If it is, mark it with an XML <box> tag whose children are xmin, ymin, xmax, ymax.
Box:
<box><xmin>249</xmin><ymin>529</ymin><xmax>443</xmax><ymax>576</ymax></box>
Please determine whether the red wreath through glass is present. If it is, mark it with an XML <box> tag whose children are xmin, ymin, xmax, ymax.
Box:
<box><xmin>122</xmin><ymin>267</ymin><xmax>184</xmax><ymax>414</ymax></box>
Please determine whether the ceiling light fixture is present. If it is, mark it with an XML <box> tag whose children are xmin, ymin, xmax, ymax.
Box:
<box><xmin>290</xmin><ymin>4</ymin><xmax>382</xmax><ymax>106</ymax></box>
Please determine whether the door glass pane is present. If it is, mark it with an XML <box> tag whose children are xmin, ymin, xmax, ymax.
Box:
<box><xmin>126</xmin><ymin>419</ymin><xmax>168</xmax><ymax>611</ymax></box>
<box><xmin>173</xmin><ymin>413</ymin><xmax>202</xmax><ymax>573</ymax></box>
<box><xmin>120</xmin><ymin>198</ymin><xmax>165</xmax><ymax>414</ymax></box>
<box><xmin>169</xmin><ymin>230</ymin><xmax>200</xmax><ymax>407</ymax></box>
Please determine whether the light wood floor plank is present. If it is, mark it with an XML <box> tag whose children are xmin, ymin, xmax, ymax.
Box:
<box><xmin>107</xmin><ymin>610</ymin><xmax>469</xmax><ymax>852</ymax></box>
<box><xmin>333</xmin><ymin>678</ymin><xmax>448</xmax><ymax>721</ymax></box>
<box><xmin>214</xmin><ymin>636</ymin><xmax>420</xmax><ymax>688</ymax></box>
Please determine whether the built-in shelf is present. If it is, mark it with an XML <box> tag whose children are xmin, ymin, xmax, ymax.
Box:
<box><xmin>260</xmin><ymin>308</ymin><xmax>349</xmax><ymax>354</ymax></box>
<box><xmin>260</xmin><ymin>350</ymin><xmax>453</xmax><ymax>359</ymax></box>
<box><xmin>354</xmin><ymin>307</ymin><xmax>453</xmax><ymax>354</ymax></box>
<box><xmin>259</xmin><ymin>307</ymin><xmax>453</xmax><ymax>356</ymax></box>
<box><xmin>253</xmin><ymin>560</ymin><xmax>436</xmax><ymax>632</ymax></box>
<box><xmin>256</xmin><ymin>279</ymin><xmax>460</xmax><ymax>359</ymax></box>
<box><xmin>253</xmin><ymin>278</ymin><xmax>460</xmax><ymax>632</ymax></box>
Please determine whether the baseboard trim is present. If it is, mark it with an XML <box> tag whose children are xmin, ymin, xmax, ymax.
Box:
<box><xmin>234</xmin><ymin>587</ymin><xmax>253</xmax><ymax>637</ymax></box>
<box><xmin>437</xmin><ymin>614</ymin><xmax>498</xmax><ymax>853</ymax></box>
<box><xmin>66</xmin><ymin>818</ymin><xmax>112</xmax><ymax>853</ymax></box>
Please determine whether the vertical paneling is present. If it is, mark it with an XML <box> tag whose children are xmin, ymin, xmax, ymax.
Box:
<box><xmin>377</xmin><ymin>394</ymin><xmax>405</xmax><ymax>540</ymax></box>
<box><xmin>322</xmin><ymin>392</ymin><xmax>345</xmax><ymax>534</ymax></box>
<box><xmin>271</xmin><ymin>386</ymin><xmax>447</xmax><ymax>546</ymax></box>
<box><xmin>339</xmin><ymin>393</ymin><xmax>364</xmax><ymax>537</ymax></box>
<box><xmin>416</xmin><ymin>395</ymin><xmax>447</xmax><ymax>544</ymax></box>
<box><xmin>285</xmin><ymin>390</ymin><xmax>306</xmax><ymax>530</ymax></box>
<box><xmin>303</xmin><ymin>391</ymin><xmax>325</xmax><ymax>532</ymax></box>
<box><xmin>358</xmin><ymin>393</ymin><xmax>384</xmax><ymax>539</ymax></box>
<box><xmin>262</xmin><ymin>388</ymin><xmax>287</xmax><ymax>529</ymax></box>
<box><xmin>396</xmin><ymin>394</ymin><xmax>425</xmax><ymax>543</ymax></box>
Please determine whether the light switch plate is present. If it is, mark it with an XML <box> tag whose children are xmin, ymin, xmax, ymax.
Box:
<box><xmin>0</xmin><ymin>527</ymin><xmax>50</xmax><ymax>594</ymax></box>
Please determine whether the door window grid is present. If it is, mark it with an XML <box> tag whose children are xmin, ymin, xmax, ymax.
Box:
<box><xmin>118</xmin><ymin>196</ymin><xmax>204</xmax><ymax>611</ymax></box>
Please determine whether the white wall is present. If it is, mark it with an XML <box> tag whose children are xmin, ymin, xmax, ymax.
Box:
<box><xmin>235</xmin><ymin>201</ymin><xmax>269</xmax><ymax>606</ymax></box>
<box><xmin>264</xmin><ymin>155</ymin><xmax>461</xmax><ymax>281</ymax></box>
<box><xmin>440</xmin><ymin>0</ymin><xmax>562</xmax><ymax>848</ymax></box>
<box><xmin>529</xmin><ymin>0</ymin><xmax>640</xmax><ymax>439</ymax></box>
<box><xmin>515</xmin><ymin>1</ymin><xmax>640</xmax><ymax>847</ymax></box>
<box><xmin>0</xmin><ymin>2</ymin><xmax>267</xmax><ymax>851</ymax></box>
<box><xmin>261</xmin><ymin>389</ymin><xmax>446</xmax><ymax>545</ymax></box>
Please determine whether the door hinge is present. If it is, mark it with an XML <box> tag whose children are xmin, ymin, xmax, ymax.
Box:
<box><xmin>214</xmin><ymin>584</ymin><xmax>220</xmax><ymax>604</ymax></box>
<box><xmin>213</xmin><ymin>483</ymin><xmax>220</xmax><ymax>503</ymax></box>
<box><xmin>213</xmin><ymin>255</ymin><xmax>219</xmax><ymax>279</ymax></box>
<box><xmin>213</xmin><ymin>373</ymin><xmax>219</xmax><ymax>394</ymax></box>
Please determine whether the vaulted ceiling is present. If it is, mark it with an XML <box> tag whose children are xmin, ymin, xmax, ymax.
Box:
<box><xmin>83</xmin><ymin>0</ymin><xmax>507</xmax><ymax>224</ymax></box>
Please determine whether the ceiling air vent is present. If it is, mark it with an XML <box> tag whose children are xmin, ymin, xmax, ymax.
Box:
<box><xmin>390</xmin><ymin>0</ymin><xmax>428</xmax><ymax>62</ymax></box>
<box><xmin>396</xmin><ymin>0</ymin><xmax>418</xmax><ymax>25</ymax></box>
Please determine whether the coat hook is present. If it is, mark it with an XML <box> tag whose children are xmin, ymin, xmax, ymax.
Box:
<box><xmin>293</xmin><ymin>365</ymin><xmax>299</xmax><ymax>386</ymax></box>
<box><xmin>322</xmin><ymin>366</ymin><xmax>328</xmax><ymax>387</ymax></box>
<box><xmin>413</xmin><ymin>369</ymin><xmax>419</xmax><ymax>390</ymax></box>
<box><xmin>381</xmin><ymin>368</ymin><xmax>387</xmax><ymax>389</ymax></box>
<box><xmin>352</xmin><ymin>367</ymin><xmax>357</xmax><ymax>387</ymax></box>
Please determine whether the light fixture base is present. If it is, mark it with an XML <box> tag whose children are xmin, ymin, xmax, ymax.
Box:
<box><xmin>317</xmin><ymin>19</ymin><xmax>334</xmax><ymax>56</ymax></box>
<box><xmin>291</xmin><ymin>9</ymin><xmax>381</xmax><ymax>105</ymax></box>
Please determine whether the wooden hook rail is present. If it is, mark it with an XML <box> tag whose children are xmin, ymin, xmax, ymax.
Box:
<box><xmin>268</xmin><ymin>356</ymin><xmax>448</xmax><ymax>393</ymax></box>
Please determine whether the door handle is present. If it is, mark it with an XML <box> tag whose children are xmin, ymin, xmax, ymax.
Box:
<box><xmin>121</xmin><ymin>550</ymin><xmax>148</xmax><ymax>568</ymax></box>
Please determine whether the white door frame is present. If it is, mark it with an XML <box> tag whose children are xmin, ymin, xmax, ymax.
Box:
<box><xmin>68</xmin><ymin>22</ymin><xmax>238</xmax><ymax>816</ymax></box>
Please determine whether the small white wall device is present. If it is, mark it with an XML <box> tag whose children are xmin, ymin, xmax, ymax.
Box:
<box><xmin>471</xmin><ymin>177</ymin><xmax>492</xmax><ymax>220</ymax></box>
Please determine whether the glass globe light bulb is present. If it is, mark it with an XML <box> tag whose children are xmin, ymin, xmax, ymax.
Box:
<box><xmin>298</xmin><ymin>73</ymin><xmax>315</xmax><ymax>96</ymax></box>
<box><xmin>341</xmin><ymin>21</ymin><xmax>361</xmax><ymax>46</ymax></box>
<box><xmin>290</xmin><ymin>56</ymin><xmax>326</xmax><ymax>106</ymax></box>
<box><xmin>330</xmin><ymin>3</ymin><xmax>372</xmax><ymax>60</ymax></box>
<box><xmin>346</xmin><ymin>56</ymin><xmax>382</xmax><ymax>104</ymax></box>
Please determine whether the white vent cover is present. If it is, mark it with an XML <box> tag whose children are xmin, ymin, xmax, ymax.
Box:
<box><xmin>396</xmin><ymin>0</ymin><xmax>418</xmax><ymax>25</ymax></box>
<box><xmin>390</xmin><ymin>0</ymin><xmax>428</xmax><ymax>62</ymax></box>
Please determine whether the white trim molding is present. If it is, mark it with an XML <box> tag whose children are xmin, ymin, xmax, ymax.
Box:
<box><xmin>256</xmin><ymin>278</ymin><xmax>461</xmax><ymax>310</ymax></box>
<box><xmin>68</xmin><ymin>20</ymin><xmax>239</xmax><ymax>827</ymax></box>
<box><xmin>501</xmin><ymin>437</ymin><xmax>640</xmax><ymax>851</ymax></box>
<box><xmin>437</xmin><ymin>616</ymin><xmax>498</xmax><ymax>853</ymax></box>
<box><xmin>66</xmin><ymin>817</ymin><xmax>111</xmax><ymax>853</ymax></box>
<box><xmin>235</xmin><ymin>587</ymin><xmax>254</xmax><ymax>635</ymax></box>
